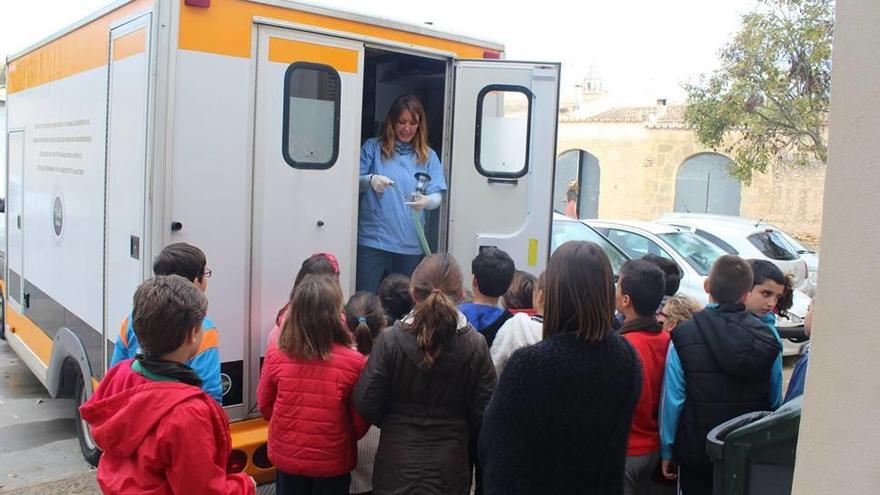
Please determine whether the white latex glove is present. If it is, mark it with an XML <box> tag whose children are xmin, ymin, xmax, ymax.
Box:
<box><xmin>370</xmin><ymin>175</ymin><xmax>394</xmax><ymax>194</ymax></box>
<box><xmin>406</xmin><ymin>195</ymin><xmax>430</xmax><ymax>211</ymax></box>
<box><xmin>405</xmin><ymin>192</ymin><xmax>441</xmax><ymax>211</ymax></box>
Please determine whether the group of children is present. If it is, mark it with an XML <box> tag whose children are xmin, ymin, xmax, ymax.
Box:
<box><xmin>80</xmin><ymin>240</ymin><xmax>813</xmax><ymax>495</ymax></box>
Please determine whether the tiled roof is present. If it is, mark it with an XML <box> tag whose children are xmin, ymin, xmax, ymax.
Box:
<box><xmin>562</xmin><ymin>104</ymin><xmax>688</xmax><ymax>127</ymax></box>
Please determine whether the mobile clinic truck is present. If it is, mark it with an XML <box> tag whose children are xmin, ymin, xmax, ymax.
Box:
<box><xmin>3</xmin><ymin>0</ymin><xmax>559</xmax><ymax>481</ymax></box>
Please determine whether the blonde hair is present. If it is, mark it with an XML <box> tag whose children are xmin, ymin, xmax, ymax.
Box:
<box><xmin>380</xmin><ymin>95</ymin><xmax>430</xmax><ymax>164</ymax></box>
<box><xmin>662</xmin><ymin>295</ymin><xmax>702</xmax><ymax>328</ymax></box>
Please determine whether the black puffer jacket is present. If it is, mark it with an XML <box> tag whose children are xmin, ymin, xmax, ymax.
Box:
<box><xmin>479</xmin><ymin>331</ymin><xmax>642</xmax><ymax>495</ymax></box>
<box><xmin>672</xmin><ymin>303</ymin><xmax>781</xmax><ymax>471</ymax></box>
<box><xmin>354</xmin><ymin>313</ymin><xmax>496</xmax><ymax>495</ymax></box>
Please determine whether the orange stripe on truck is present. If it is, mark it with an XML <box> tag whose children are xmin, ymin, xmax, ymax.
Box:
<box><xmin>179</xmin><ymin>0</ymin><xmax>494</xmax><ymax>60</ymax></box>
<box><xmin>6</xmin><ymin>307</ymin><xmax>53</xmax><ymax>366</ymax></box>
<box><xmin>268</xmin><ymin>37</ymin><xmax>358</xmax><ymax>72</ymax></box>
<box><xmin>112</xmin><ymin>27</ymin><xmax>147</xmax><ymax>62</ymax></box>
<box><xmin>7</xmin><ymin>0</ymin><xmax>153</xmax><ymax>94</ymax></box>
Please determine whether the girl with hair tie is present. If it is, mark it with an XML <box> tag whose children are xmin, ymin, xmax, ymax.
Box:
<box><xmin>354</xmin><ymin>254</ymin><xmax>496</xmax><ymax>495</ymax></box>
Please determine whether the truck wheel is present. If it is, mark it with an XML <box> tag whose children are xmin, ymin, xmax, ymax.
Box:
<box><xmin>74</xmin><ymin>372</ymin><xmax>102</xmax><ymax>467</ymax></box>
<box><xmin>0</xmin><ymin>292</ymin><xmax>5</xmax><ymax>340</ymax></box>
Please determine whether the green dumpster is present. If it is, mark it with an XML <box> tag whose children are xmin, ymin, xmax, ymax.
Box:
<box><xmin>706</xmin><ymin>396</ymin><xmax>803</xmax><ymax>495</ymax></box>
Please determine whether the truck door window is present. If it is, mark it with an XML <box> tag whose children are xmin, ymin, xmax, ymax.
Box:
<box><xmin>475</xmin><ymin>85</ymin><xmax>532</xmax><ymax>178</ymax></box>
<box><xmin>282</xmin><ymin>62</ymin><xmax>340</xmax><ymax>169</ymax></box>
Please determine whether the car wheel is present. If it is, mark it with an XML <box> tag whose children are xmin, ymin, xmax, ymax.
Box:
<box><xmin>74</xmin><ymin>372</ymin><xmax>102</xmax><ymax>467</ymax></box>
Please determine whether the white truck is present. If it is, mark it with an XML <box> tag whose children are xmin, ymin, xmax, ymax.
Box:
<box><xmin>3</xmin><ymin>0</ymin><xmax>559</xmax><ymax>480</ymax></box>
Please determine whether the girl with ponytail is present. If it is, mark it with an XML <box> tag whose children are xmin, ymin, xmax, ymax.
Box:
<box><xmin>344</xmin><ymin>292</ymin><xmax>386</xmax><ymax>495</ymax></box>
<box><xmin>354</xmin><ymin>254</ymin><xmax>496</xmax><ymax>495</ymax></box>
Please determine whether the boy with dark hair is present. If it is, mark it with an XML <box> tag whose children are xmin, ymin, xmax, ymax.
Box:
<box><xmin>745</xmin><ymin>259</ymin><xmax>791</xmax><ymax>410</ymax></box>
<box><xmin>80</xmin><ymin>276</ymin><xmax>255</xmax><ymax>494</ymax></box>
<box><xmin>616</xmin><ymin>260</ymin><xmax>670</xmax><ymax>495</ymax></box>
<box><xmin>458</xmin><ymin>247</ymin><xmax>514</xmax><ymax>495</ymax></box>
<box><xmin>642</xmin><ymin>254</ymin><xmax>682</xmax><ymax>297</ymax></box>
<box><xmin>459</xmin><ymin>247</ymin><xmax>516</xmax><ymax>348</ymax></box>
<box><xmin>111</xmin><ymin>242</ymin><xmax>222</xmax><ymax>403</ymax></box>
<box><xmin>659</xmin><ymin>255</ymin><xmax>781</xmax><ymax>494</ymax></box>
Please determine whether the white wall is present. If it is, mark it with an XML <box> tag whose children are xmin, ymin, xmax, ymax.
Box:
<box><xmin>791</xmin><ymin>0</ymin><xmax>880</xmax><ymax>492</ymax></box>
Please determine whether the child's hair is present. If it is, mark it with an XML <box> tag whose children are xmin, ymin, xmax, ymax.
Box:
<box><xmin>378</xmin><ymin>273</ymin><xmax>414</xmax><ymax>323</ymax></box>
<box><xmin>472</xmin><ymin>247</ymin><xmax>516</xmax><ymax>298</ymax></box>
<box><xmin>620</xmin><ymin>259</ymin><xmax>666</xmax><ymax>317</ymax></box>
<box><xmin>662</xmin><ymin>295</ymin><xmax>702</xmax><ymax>328</ymax></box>
<box><xmin>275</xmin><ymin>253</ymin><xmax>341</xmax><ymax>325</ymax></box>
<box><xmin>748</xmin><ymin>259</ymin><xmax>794</xmax><ymax>317</ymax></box>
<box><xmin>153</xmin><ymin>243</ymin><xmax>207</xmax><ymax>283</ymax></box>
<box><xmin>502</xmin><ymin>271</ymin><xmax>537</xmax><ymax>310</ymax></box>
<box><xmin>543</xmin><ymin>241</ymin><xmax>615</xmax><ymax>342</ymax></box>
<box><xmin>294</xmin><ymin>253</ymin><xmax>340</xmax><ymax>288</ymax></box>
<box><xmin>278</xmin><ymin>274</ymin><xmax>351</xmax><ymax>360</ymax></box>
<box><xmin>641</xmin><ymin>254</ymin><xmax>682</xmax><ymax>297</ymax></box>
<box><xmin>344</xmin><ymin>292</ymin><xmax>387</xmax><ymax>355</ymax></box>
<box><xmin>708</xmin><ymin>255</ymin><xmax>754</xmax><ymax>304</ymax></box>
<box><xmin>407</xmin><ymin>254</ymin><xmax>463</xmax><ymax>368</ymax></box>
<box><xmin>132</xmin><ymin>275</ymin><xmax>208</xmax><ymax>357</ymax></box>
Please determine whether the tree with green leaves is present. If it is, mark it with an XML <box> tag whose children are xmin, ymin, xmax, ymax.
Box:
<box><xmin>684</xmin><ymin>0</ymin><xmax>833</xmax><ymax>181</ymax></box>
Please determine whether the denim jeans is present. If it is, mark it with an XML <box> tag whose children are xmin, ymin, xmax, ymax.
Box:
<box><xmin>276</xmin><ymin>471</ymin><xmax>351</xmax><ymax>495</ymax></box>
<box><xmin>356</xmin><ymin>245</ymin><xmax>423</xmax><ymax>293</ymax></box>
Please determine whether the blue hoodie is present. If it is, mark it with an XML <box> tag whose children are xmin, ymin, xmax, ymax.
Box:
<box><xmin>459</xmin><ymin>303</ymin><xmax>513</xmax><ymax>348</ymax></box>
<box><xmin>110</xmin><ymin>312</ymin><xmax>223</xmax><ymax>404</ymax></box>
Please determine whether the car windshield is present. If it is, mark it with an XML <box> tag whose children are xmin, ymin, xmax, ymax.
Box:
<box><xmin>747</xmin><ymin>230</ymin><xmax>799</xmax><ymax>261</ymax></box>
<box><xmin>551</xmin><ymin>220</ymin><xmax>629</xmax><ymax>273</ymax></box>
<box><xmin>657</xmin><ymin>232</ymin><xmax>728</xmax><ymax>276</ymax></box>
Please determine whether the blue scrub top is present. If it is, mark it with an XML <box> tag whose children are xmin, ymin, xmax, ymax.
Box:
<box><xmin>358</xmin><ymin>137</ymin><xmax>448</xmax><ymax>255</ymax></box>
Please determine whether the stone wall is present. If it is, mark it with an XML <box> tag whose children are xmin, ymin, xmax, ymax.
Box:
<box><xmin>557</xmin><ymin>121</ymin><xmax>826</xmax><ymax>247</ymax></box>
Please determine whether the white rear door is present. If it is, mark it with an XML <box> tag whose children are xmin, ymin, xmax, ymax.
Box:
<box><xmin>104</xmin><ymin>15</ymin><xmax>152</xmax><ymax>347</ymax></box>
<box><xmin>447</xmin><ymin>61</ymin><xmax>560</xmax><ymax>280</ymax></box>
<box><xmin>7</xmin><ymin>130</ymin><xmax>25</xmax><ymax>312</ymax></box>
<box><xmin>250</xmin><ymin>26</ymin><xmax>363</xmax><ymax>408</ymax></box>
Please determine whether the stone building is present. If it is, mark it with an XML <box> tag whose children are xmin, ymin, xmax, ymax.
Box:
<box><xmin>555</xmin><ymin>101</ymin><xmax>826</xmax><ymax>246</ymax></box>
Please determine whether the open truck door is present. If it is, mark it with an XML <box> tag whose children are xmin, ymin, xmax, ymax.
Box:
<box><xmin>249</xmin><ymin>25</ymin><xmax>364</xmax><ymax>411</ymax></box>
<box><xmin>447</xmin><ymin>61</ymin><xmax>560</xmax><ymax>280</ymax></box>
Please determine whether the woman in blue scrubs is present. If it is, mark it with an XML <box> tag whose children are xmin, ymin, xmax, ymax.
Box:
<box><xmin>357</xmin><ymin>95</ymin><xmax>448</xmax><ymax>293</ymax></box>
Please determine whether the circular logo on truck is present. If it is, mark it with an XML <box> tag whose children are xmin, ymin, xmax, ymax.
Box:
<box><xmin>52</xmin><ymin>196</ymin><xmax>63</xmax><ymax>238</ymax></box>
<box><xmin>220</xmin><ymin>373</ymin><xmax>232</xmax><ymax>397</ymax></box>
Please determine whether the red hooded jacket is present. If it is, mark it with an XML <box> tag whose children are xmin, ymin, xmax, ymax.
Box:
<box><xmin>79</xmin><ymin>360</ymin><xmax>255</xmax><ymax>495</ymax></box>
<box><xmin>258</xmin><ymin>343</ymin><xmax>369</xmax><ymax>477</ymax></box>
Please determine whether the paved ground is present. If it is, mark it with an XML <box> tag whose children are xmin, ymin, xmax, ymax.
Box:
<box><xmin>0</xmin><ymin>340</ymin><xmax>95</xmax><ymax>493</ymax></box>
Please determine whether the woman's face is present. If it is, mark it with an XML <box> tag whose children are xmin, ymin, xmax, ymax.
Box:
<box><xmin>658</xmin><ymin>304</ymin><xmax>676</xmax><ymax>332</ymax></box>
<box><xmin>394</xmin><ymin>109</ymin><xmax>419</xmax><ymax>143</ymax></box>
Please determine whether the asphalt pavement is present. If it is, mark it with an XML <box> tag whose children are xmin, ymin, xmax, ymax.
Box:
<box><xmin>0</xmin><ymin>339</ymin><xmax>95</xmax><ymax>493</ymax></box>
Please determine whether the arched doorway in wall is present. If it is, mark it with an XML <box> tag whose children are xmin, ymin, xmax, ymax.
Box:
<box><xmin>555</xmin><ymin>149</ymin><xmax>600</xmax><ymax>218</ymax></box>
<box><xmin>674</xmin><ymin>152</ymin><xmax>742</xmax><ymax>215</ymax></box>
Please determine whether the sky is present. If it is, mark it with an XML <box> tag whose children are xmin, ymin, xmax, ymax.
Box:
<box><xmin>1</xmin><ymin>0</ymin><xmax>758</xmax><ymax>104</ymax></box>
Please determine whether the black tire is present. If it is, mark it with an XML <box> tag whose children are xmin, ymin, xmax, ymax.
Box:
<box><xmin>0</xmin><ymin>292</ymin><xmax>5</xmax><ymax>340</ymax></box>
<box><xmin>74</xmin><ymin>372</ymin><xmax>102</xmax><ymax>467</ymax></box>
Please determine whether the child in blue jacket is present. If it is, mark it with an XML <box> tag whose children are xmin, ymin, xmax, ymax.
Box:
<box><xmin>111</xmin><ymin>243</ymin><xmax>222</xmax><ymax>404</ymax></box>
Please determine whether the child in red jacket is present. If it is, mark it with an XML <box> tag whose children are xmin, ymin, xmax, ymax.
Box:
<box><xmin>615</xmin><ymin>260</ymin><xmax>670</xmax><ymax>495</ymax></box>
<box><xmin>258</xmin><ymin>274</ymin><xmax>369</xmax><ymax>494</ymax></box>
<box><xmin>80</xmin><ymin>275</ymin><xmax>255</xmax><ymax>495</ymax></box>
